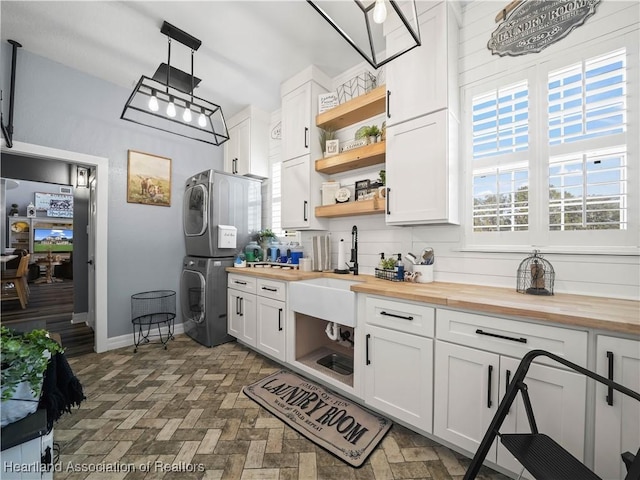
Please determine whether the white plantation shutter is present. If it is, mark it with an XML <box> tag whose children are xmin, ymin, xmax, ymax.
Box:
<box><xmin>473</xmin><ymin>166</ymin><xmax>529</xmax><ymax>232</ymax></box>
<box><xmin>271</xmin><ymin>161</ymin><xmax>282</xmax><ymax>236</ymax></box>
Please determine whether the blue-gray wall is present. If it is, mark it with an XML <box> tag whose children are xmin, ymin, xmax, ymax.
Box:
<box><xmin>1</xmin><ymin>43</ymin><xmax>225</xmax><ymax>339</ymax></box>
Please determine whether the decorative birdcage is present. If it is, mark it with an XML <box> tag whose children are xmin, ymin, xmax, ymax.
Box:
<box><xmin>516</xmin><ymin>250</ymin><xmax>555</xmax><ymax>296</ymax></box>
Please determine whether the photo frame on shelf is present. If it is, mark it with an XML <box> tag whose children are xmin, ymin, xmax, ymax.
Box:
<box><xmin>325</xmin><ymin>139</ymin><xmax>339</xmax><ymax>157</ymax></box>
<box><xmin>355</xmin><ymin>179</ymin><xmax>371</xmax><ymax>202</ymax></box>
<box><xmin>127</xmin><ymin>150</ymin><xmax>172</xmax><ymax>207</ymax></box>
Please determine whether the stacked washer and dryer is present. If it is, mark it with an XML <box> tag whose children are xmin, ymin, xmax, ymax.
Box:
<box><xmin>181</xmin><ymin>170</ymin><xmax>262</xmax><ymax>347</ymax></box>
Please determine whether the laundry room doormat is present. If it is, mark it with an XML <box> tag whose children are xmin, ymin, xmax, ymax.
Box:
<box><xmin>243</xmin><ymin>369</ymin><xmax>392</xmax><ymax>467</ymax></box>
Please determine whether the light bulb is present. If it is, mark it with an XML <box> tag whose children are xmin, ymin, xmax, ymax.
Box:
<box><xmin>198</xmin><ymin>110</ymin><xmax>207</xmax><ymax>127</ymax></box>
<box><xmin>148</xmin><ymin>92</ymin><xmax>159</xmax><ymax>112</ymax></box>
<box><xmin>166</xmin><ymin>98</ymin><xmax>176</xmax><ymax>118</ymax></box>
<box><xmin>183</xmin><ymin>106</ymin><xmax>192</xmax><ymax>123</ymax></box>
<box><xmin>373</xmin><ymin>0</ymin><xmax>387</xmax><ymax>24</ymax></box>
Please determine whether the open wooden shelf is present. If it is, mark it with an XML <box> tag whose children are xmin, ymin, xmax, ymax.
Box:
<box><xmin>315</xmin><ymin>141</ymin><xmax>385</xmax><ymax>175</ymax></box>
<box><xmin>316</xmin><ymin>85</ymin><xmax>386</xmax><ymax>131</ymax></box>
<box><xmin>315</xmin><ymin>197</ymin><xmax>384</xmax><ymax>218</ymax></box>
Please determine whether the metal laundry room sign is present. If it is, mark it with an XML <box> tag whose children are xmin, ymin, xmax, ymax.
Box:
<box><xmin>488</xmin><ymin>0</ymin><xmax>601</xmax><ymax>57</ymax></box>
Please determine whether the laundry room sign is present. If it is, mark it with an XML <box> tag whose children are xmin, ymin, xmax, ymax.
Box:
<box><xmin>488</xmin><ymin>0</ymin><xmax>601</xmax><ymax>57</ymax></box>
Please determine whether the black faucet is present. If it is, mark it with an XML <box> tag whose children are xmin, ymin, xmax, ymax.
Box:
<box><xmin>349</xmin><ymin>225</ymin><xmax>358</xmax><ymax>275</ymax></box>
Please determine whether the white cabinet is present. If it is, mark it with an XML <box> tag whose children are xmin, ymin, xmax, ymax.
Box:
<box><xmin>434</xmin><ymin>309</ymin><xmax>588</xmax><ymax>476</ymax></box>
<box><xmin>363</xmin><ymin>296</ymin><xmax>434</xmax><ymax>433</ymax></box>
<box><xmin>224</xmin><ymin>106</ymin><xmax>269</xmax><ymax>178</ymax></box>
<box><xmin>385</xmin><ymin>110</ymin><xmax>459</xmax><ymax>225</ymax></box>
<box><xmin>227</xmin><ymin>274</ymin><xmax>257</xmax><ymax>347</ymax></box>
<box><xmin>281</xmin><ymin>80</ymin><xmax>327</xmax><ymax>162</ymax></box>
<box><xmin>594</xmin><ymin>335</ymin><xmax>640</xmax><ymax>480</ymax></box>
<box><xmin>281</xmin><ymin>155</ymin><xmax>327</xmax><ymax>230</ymax></box>
<box><xmin>255</xmin><ymin>278</ymin><xmax>287</xmax><ymax>361</ymax></box>
<box><xmin>385</xmin><ymin>1</ymin><xmax>459</xmax><ymax>127</ymax></box>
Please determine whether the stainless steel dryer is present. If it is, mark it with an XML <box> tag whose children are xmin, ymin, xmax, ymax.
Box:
<box><xmin>181</xmin><ymin>256</ymin><xmax>234</xmax><ymax>347</ymax></box>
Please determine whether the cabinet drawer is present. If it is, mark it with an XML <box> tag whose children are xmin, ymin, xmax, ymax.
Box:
<box><xmin>365</xmin><ymin>296</ymin><xmax>434</xmax><ymax>338</ymax></box>
<box><xmin>437</xmin><ymin>309</ymin><xmax>587</xmax><ymax>367</ymax></box>
<box><xmin>257</xmin><ymin>278</ymin><xmax>286</xmax><ymax>302</ymax></box>
<box><xmin>228</xmin><ymin>274</ymin><xmax>257</xmax><ymax>294</ymax></box>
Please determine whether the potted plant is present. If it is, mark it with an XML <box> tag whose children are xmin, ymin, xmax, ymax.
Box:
<box><xmin>319</xmin><ymin>128</ymin><xmax>336</xmax><ymax>156</ymax></box>
<box><xmin>9</xmin><ymin>203</ymin><xmax>19</xmax><ymax>216</ymax></box>
<box><xmin>365</xmin><ymin>125</ymin><xmax>380</xmax><ymax>144</ymax></box>
<box><xmin>256</xmin><ymin>228</ymin><xmax>277</xmax><ymax>260</ymax></box>
<box><xmin>1</xmin><ymin>326</ymin><xmax>63</xmax><ymax>426</ymax></box>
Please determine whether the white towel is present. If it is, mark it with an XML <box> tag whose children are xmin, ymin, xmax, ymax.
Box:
<box><xmin>311</xmin><ymin>235</ymin><xmax>331</xmax><ymax>271</ymax></box>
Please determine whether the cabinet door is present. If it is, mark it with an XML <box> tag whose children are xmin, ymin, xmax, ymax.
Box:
<box><xmin>386</xmin><ymin>110</ymin><xmax>457</xmax><ymax>225</ymax></box>
<box><xmin>497</xmin><ymin>357</ymin><xmax>587</xmax><ymax>478</ymax></box>
<box><xmin>281</xmin><ymin>155</ymin><xmax>311</xmax><ymax>229</ymax></box>
<box><xmin>434</xmin><ymin>341</ymin><xmax>499</xmax><ymax>460</ymax></box>
<box><xmin>386</xmin><ymin>2</ymin><xmax>448</xmax><ymax>126</ymax></box>
<box><xmin>594</xmin><ymin>336</ymin><xmax>640</xmax><ymax>480</ymax></box>
<box><xmin>227</xmin><ymin>289</ymin><xmax>256</xmax><ymax>347</ymax></box>
<box><xmin>256</xmin><ymin>296</ymin><xmax>286</xmax><ymax>361</ymax></box>
<box><xmin>224</xmin><ymin>118</ymin><xmax>250</xmax><ymax>175</ymax></box>
<box><xmin>364</xmin><ymin>325</ymin><xmax>433</xmax><ymax>432</ymax></box>
<box><xmin>282</xmin><ymin>83</ymin><xmax>311</xmax><ymax>160</ymax></box>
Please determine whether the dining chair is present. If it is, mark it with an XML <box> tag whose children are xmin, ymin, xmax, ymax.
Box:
<box><xmin>1</xmin><ymin>254</ymin><xmax>31</xmax><ymax>309</ymax></box>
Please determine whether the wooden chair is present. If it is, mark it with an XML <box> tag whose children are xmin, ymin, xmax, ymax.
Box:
<box><xmin>1</xmin><ymin>254</ymin><xmax>30</xmax><ymax>309</ymax></box>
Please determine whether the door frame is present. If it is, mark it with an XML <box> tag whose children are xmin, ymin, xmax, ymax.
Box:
<box><xmin>2</xmin><ymin>141</ymin><xmax>109</xmax><ymax>353</ymax></box>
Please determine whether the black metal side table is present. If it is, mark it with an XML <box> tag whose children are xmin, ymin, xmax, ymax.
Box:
<box><xmin>131</xmin><ymin>290</ymin><xmax>176</xmax><ymax>352</ymax></box>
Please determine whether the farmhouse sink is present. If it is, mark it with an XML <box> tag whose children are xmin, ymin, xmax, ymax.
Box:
<box><xmin>289</xmin><ymin>277</ymin><xmax>361</xmax><ymax>327</ymax></box>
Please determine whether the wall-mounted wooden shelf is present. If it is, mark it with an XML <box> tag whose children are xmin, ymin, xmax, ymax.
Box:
<box><xmin>315</xmin><ymin>141</ymin><xmax>385</xmax><ymax>175</ymax></box>
<box><xmin>316</xmin><ymin>85</ymin><xmax>387</xmax><ymax>131</ymax></box>
<box><xmin>315</xmin><ymin>197</ymin><xmax>384</xmax><ymax>218</ymax></box>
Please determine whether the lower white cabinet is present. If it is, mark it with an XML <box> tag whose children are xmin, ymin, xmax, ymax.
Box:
<box><xmin>255</xmin><ymin>279</ymin><xmax>287</xmax><ymax>361</ymax></box>
<box><xmin>594</xmin><ymin>335</ymin><xmax>640</xmax><ymax>480</ymax></box>
<box><xmin>364</xmin><ymin>324</ymin><xmax>433</xmax><ymax>433</ymax></box>
<box><xmin>227</xmin><ymin>274</ymin><xmax>257</xmax><ymax>347</ymax></box>
<box><xmin>434</xmin><ymin>340</ymin><xmax>587</xmax><ymax>477</ymax></box>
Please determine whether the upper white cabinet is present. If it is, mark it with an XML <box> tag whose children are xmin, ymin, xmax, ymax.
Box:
<box><xmin>281</xmin><ymin>155</ymin><xmax>328</xmax><ymax>230</ymax></box>
<box><xmin>385</xmin><ymin>1</ymin><xmax>459</xmax><ymax>127</ymax></box>
<box><xmin>594</xmin><ymin>335</ymin><xmax>640</xmax><ymax>480</ymax></box>
<box><xmin>385</xmin><ymin>110</ymin><xmax>459</xmax><ymax>225</ymax></box>
<box><xmin>224</xmin><ymin>106</ymin><xmax>269</xmax><ymax>178</ymax></box>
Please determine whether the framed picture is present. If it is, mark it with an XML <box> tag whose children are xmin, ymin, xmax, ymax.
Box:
<box><xmin>325</xmin><ymin>139</ymin><xmax>339</xmax><ymax>157</ymax></box>
<box><xmin>355</xmin><ymin>179</ymin><xmax>371</xmax><ymax>202</ymax></box>
<box><xmin>34</xmin><ymin>192</ymin><xmax>74</xmax><ymax>217</ymax></box>
<box><xmin>127</xmin><ymin>150</ymin><xmax>172</xmax><ymax>207</ymax></box>
<box><xmin>318</xmin><ymin>92</ymin><xmax>339</xmax><ymax>113</ymax></box>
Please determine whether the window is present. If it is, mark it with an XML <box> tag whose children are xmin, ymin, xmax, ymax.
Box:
<box><xmin>465</xmin><ymin>45</ymin><xmax>635</xmax><ymax>251</ymax></box>
<box><xmin>271</xmin><ymin>161</ymin><xmax>282</xmax><ymax>236</ymax></box>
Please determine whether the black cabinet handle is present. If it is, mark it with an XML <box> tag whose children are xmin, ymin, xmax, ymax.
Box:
<box><xmin>506</xmin><ymin>370</ymin><xmax>511</xmax><ymax>414</ymax></box>
<box><xmin>239</xmin><ymin>297</ymin><xmax>243</xmax><ymax>317</ymax></box>
<box><xmin>366</xmin><ymin>333</ymin><xmax>371</xmax><ymax>365</ymax></box>
<box><xmin>261</xmin><ymin>286</ymin><xmax>278</xmax><ymax>292</ymax></box>
<box><xmin>235</xmin><ymin>297</ymin><xmax>240</xmax><ymax>315</ymax></box>
<box><xmin>303</xmin><ymin>200</ymin><xmax>308</xmax><ymax>221</ymax></box>
<box><xmin>386</xmin><ymin>90</ymin><xmax>391</xmax><ymax>118</ymax></box>
<box><xmin>304</xmin><ymin>127</ymin><xmax>309</xmax><ymax>148</ymax></box>
<box><xmin>606</xmin><ymin>351</ymin><xmax>614</xmax><ymax>406</ymax></box>
<box><xmin>380</xmin><ymin>310</ymin><xmax>413</xmax><ymax>321</ymax></box>
<box><xmin>234</xmin><ymin>280</ymin><xmax>247</xmax><ymax>286</ymax></box>
<box><xmin>487</xmin><ymin>365</ymin><xmax>493</xmax><ymax>408</ymax></box>
<box><xmin>476</xmin><ymin>329</ymin><xmax>527</xmax><ymax>343</ymax></box>
<box><xmin>386</xmin><ymin>188</ymin><xmax>391</xmax><ymax>215</ymax></box>
<box><xmin>278</xmin><ymin>308</ymin><xmax>283</xmax><ymax>331</ymax></box>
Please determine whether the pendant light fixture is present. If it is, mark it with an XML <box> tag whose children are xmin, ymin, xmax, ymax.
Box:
<box><xmin>121</xmin><ymin>21</ymin><xmax>229</xmax><ymax>146</ymax></box>
<box><xmin>307</xmin><ymin>0</ymin><xmax>420</xmax><ymax>69</ymax></box>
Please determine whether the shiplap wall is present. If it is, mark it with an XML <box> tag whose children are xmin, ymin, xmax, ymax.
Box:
<box><xmin>294</xmin><ymin>0</ymin><xmax>639</xmax><ymax>301</ymax></box>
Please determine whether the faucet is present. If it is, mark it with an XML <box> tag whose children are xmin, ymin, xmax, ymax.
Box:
<box><xmin>349</xmin><ymin>225</ymin><xmax>358</xmax><ymax>275</ymax></box>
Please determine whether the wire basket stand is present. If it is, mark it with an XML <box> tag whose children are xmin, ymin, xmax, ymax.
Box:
<box><xmin>516</xmin><ymin>250</ymin><xmax>555</xmax><ymax>296</ymax></box>
<box><xmin>131</xmin><ymin>290</ymin><xmax>176</xmax><ymax>352</ymax></box>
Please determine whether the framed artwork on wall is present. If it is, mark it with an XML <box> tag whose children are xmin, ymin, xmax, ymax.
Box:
<box><xmin>126</xmin><ymin>150</ymin><xmax>172</xmax><ymax>207</ymax></box>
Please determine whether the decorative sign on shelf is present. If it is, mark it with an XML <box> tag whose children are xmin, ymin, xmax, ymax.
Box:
<box><xmin>318</xmin><ymin>92</ymin><xmax>339</xmax><ymax>114</ymax></box>
<box><xmin>488</xmin><ymin>0</ymin><xmax>601</xmax><ymax>57</ymax></box>
<box><xmin>34</xmin><ymin>192</ymin><xmax>74</xmax><ymax>218</ymax></box>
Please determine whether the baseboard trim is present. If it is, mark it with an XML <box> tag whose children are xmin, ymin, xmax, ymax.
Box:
<box><xmin>106</xmin><ymin>322</ymin><xmax>185</xmax><ymax>352</ymax></box>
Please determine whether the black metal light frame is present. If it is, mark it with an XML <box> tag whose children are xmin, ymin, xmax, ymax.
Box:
<box><xmin>307</xmin><ymin>0</ymin><xmax>421</xmax><ymax>69</ymax></box>
<box><xmin>121</xmin><ymin>22</ymin><xmax>229</xmax><ymax>146</ymax></box>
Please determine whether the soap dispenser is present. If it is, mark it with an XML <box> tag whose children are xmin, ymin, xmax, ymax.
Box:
<box><xmin>396</xmin><ymin>253</ymin><xmax>404</xmax><ymax>281</ymax></box>
<box><xmin>377</xmin><ymin>252</ymin><xmax>385</xmax><ymax>270</ymax></box>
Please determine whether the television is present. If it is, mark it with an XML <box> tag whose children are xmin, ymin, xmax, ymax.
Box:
<box><xmin>33</xmin><ymin>228</ymin><xmax>73</xmax><ymax>253</ymax></box>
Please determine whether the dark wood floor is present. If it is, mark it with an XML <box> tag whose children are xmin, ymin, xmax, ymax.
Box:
<box><xmin>1</xmin><ymin>280</ymin><xmax>95</xmax><ymax>357</ymax></box>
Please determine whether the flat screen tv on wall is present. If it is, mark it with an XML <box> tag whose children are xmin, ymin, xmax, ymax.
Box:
<box><xmin>33</xmin><ymin>228</ymin><xmax>73</xmax><ymax>253</ymax></box>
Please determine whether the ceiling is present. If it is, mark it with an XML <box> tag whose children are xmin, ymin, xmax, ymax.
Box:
<box><xmin>0</xmin><ymin>1</ymin><xmax>368</xmax><ymax>119</ymax></box>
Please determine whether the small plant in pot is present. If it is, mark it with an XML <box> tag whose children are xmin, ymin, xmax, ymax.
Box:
<box><xmin>365</xmin><ymin>125</ymin><xmax>381</xmax><ymax>144</ymax></box>
<box><xmin>1</xmin><ymin>326</ymin><xmax>63</xmax><ymax>426</ymax></box>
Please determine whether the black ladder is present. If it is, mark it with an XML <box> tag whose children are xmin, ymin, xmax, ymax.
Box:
<box><xmin>463</xmin><ymin>349</ymin><xmax>640</xmax><ymax>480</ymax></box>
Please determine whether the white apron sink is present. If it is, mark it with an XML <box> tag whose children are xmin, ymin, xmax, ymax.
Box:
<box><xmin>289</xmin><ymin>277</ymin><xmax>361</xmax><ymax>327</ymax></box>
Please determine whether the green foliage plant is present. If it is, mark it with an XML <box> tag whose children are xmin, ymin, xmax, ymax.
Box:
<box><xmin>366</xmin><ymin>125</ymin><xmax>381</xmax><ymax>138</ymax></box>
<box><xmin>257</xmin><ymin>228</ymin><xmax>277</xmax><ymax>245</ymax></box>
<box><xmin>319</xmin><ymin>128</ymin><xmax>336</xmax><ymax>151</ymax></box>
<box><xmin>380</xmin><ymin>257</ymin><xmax>396</xmax><ymax>270</ymax></box>
<box><xmin>1</xmin><ymin>326</ymin><xmax>63</xmax><ymax>401</ymax></box>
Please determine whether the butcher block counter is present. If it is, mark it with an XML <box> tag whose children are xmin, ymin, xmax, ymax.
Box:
<box><xmin>226</xmin><ymin>267</ymin><xmax>639</xmax><ymax>335</ymax></box>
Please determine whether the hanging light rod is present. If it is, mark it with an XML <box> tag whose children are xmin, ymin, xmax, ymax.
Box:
<box><xmin>120</xmin><ymin>21</ymin><xmax>229</xmax><ymax>146</ymax></box>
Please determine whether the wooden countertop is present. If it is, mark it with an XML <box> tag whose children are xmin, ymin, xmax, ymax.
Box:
<box><xmin>226</xmin><ymin>267</ymin><xmax>640</xmax><ymax>335</ymax></box>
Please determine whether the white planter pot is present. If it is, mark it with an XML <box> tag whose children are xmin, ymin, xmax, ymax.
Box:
<box><xmin>1</xmin><ymin>380</ymin><xmax>39</xmax><ymax>427</ymax></box>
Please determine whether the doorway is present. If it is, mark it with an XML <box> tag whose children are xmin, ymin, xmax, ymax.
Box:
<box><xmin>1</xmin><ymin>141</ymin><xmax>109</xmax><ymax>352</ymax></box>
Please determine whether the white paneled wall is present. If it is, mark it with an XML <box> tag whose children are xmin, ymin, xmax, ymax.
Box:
<box><xmin>290</xmin><ymin>1</ymin><xmax>640</xmax><ymax>301</ymax></box>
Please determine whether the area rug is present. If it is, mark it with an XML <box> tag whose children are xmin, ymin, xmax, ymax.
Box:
<box><xmin>243</xmin><ymin>369</ymin><xmax>392</xmax><ymax>467</ymax></box>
